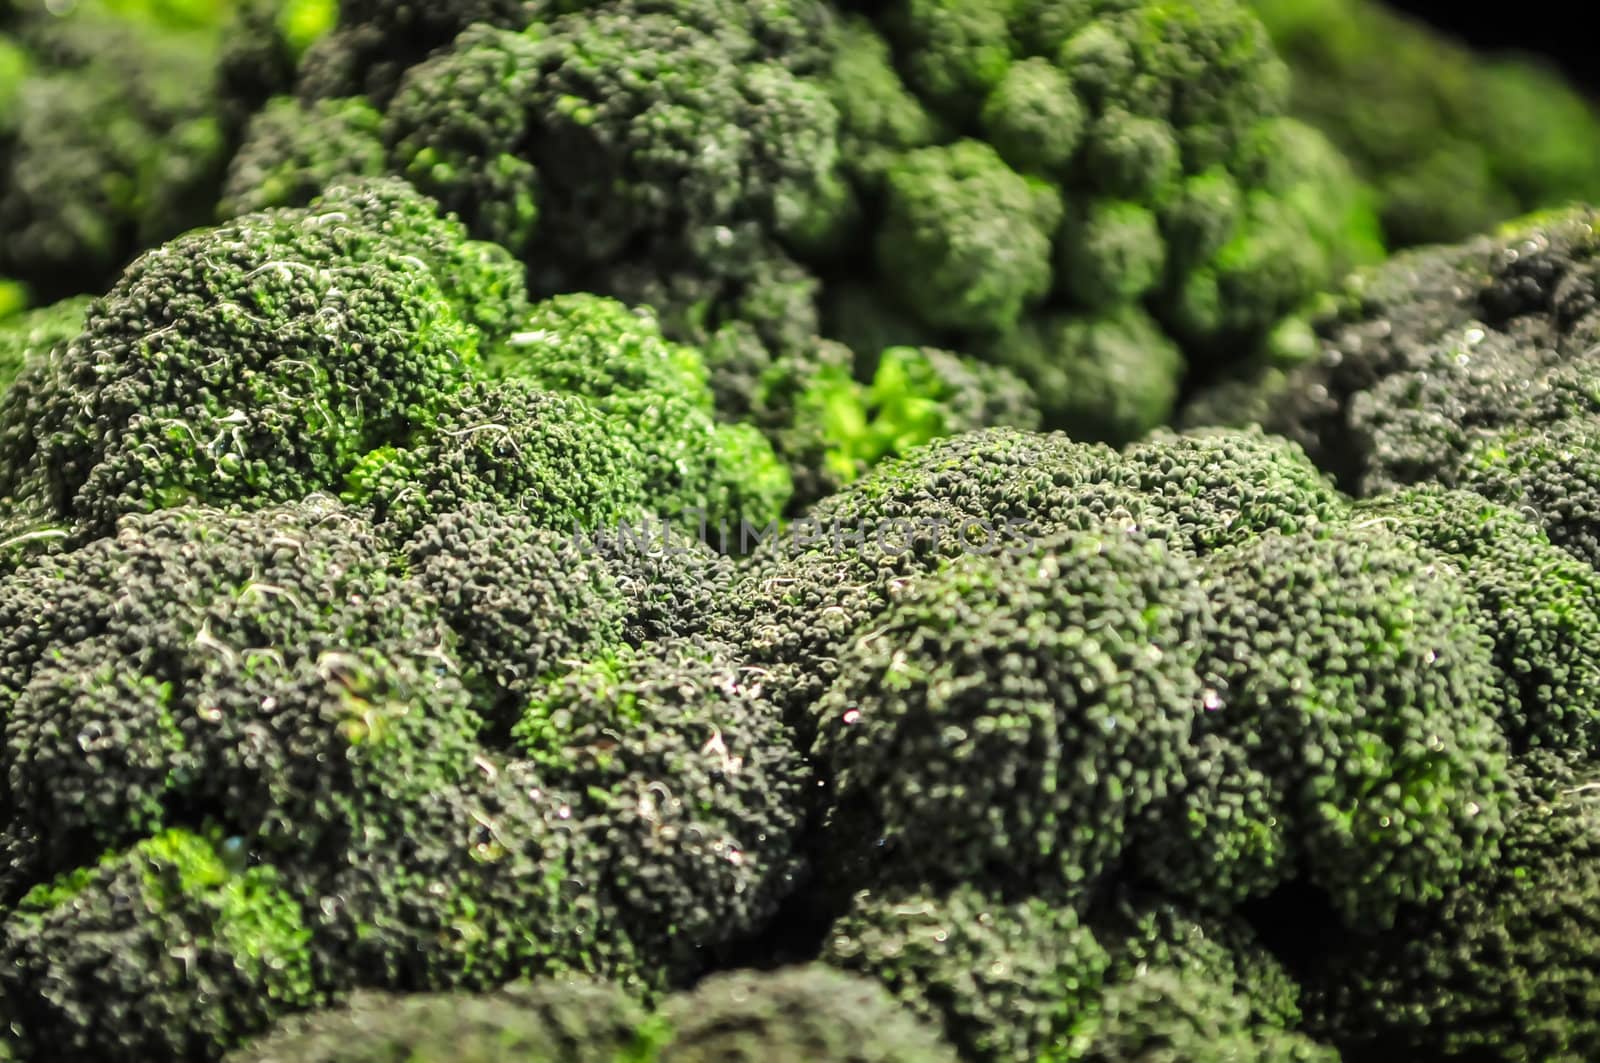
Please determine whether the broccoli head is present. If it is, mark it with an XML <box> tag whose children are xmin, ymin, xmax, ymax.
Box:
<box><xmin>658</xmin><ymin>965</ymin><xmax>959</xmax><ymax>1062</ymax></box>
<box><xmin>0</xmin><ymin>179</ymin><xmax>525</xmax><ymax>534</ymax></box>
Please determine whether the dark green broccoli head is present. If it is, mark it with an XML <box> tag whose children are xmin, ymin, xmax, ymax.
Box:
<box><xmin>228</xmin><ymin>981</ymin><xmax>659</xmax><ymax>1062</ymax></box>
<box><xmin>1167</xmin><ymin>524</ymin><xmax>1511</xmax><ymax>924</ymax></box>
<box><xmin>719</xmin><ymin>427</ymin><xmax>1118</xmax><ymax>724</ymax></box>
<box><xmin>811</xmin><ymin>525</ymin><xmax>1209</xmax><ymax>897</ymax></box>
<box><xmin>0</xmin><ymin>829</ymin><xmax>316</xmax><ymax>1060</ymax></box>
<box><xmin>1304</xmin><ymin>754</ymin><xmax>1600</xmax><ymax>1062</ymax></box>
<box><xmin>824</xmin><ymin>884</ymin><xmax>1108</xmax><ymax>1061</ymax></box>
<box><xmin>1359</xmin><ymin>487</ymin><xmax>1600</xmax><ymax>755</ymax></box>
<box><xmin>0</xmin><ymin>499</ymin><xmax>478</xmax><ymax>894</ymax></box>
<box><xmin>0</xmin><ymin>180</ymin><xmax>525</xmax><ymax>534</ymax></box>
<box><xmin>1259</xmin><ymin>207</ymin><xmax>1600</xmax><ymax>494</ymax></box>
<box><xmin>513</xmin><ymin>641</ymin><xmax>809</xmax><ymax>981</ymax></box>
<box><xmin>658</xmin><ymin>965</ymin><xmax>959</xmax><ymax>1061</ymax></box>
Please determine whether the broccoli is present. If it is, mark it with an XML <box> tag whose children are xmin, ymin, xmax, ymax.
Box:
<box><xmin>1141</xmin><ymin>523</ymin><xmax>1510</xmax><ymax>924</ymax></box>
<box><xmin>1302</xmin><ymin>753</ymin><xmax>1600</xmax><ymax>1061</ymax></box>
<box><xmin>1358</xmin><ymin>487</ymin><xmax>1600</xmax><ymax>754</ymax></box>
<box><xmin>0</xmin><ymin>0</ymin><xmax>250</xmax><ymax>299</ymax></box>
<box><xmin>224</xmin><ymin>0</ymin><xmax>1379</xmax><ymax>451</ymax></box>
<box><xmin>0</xmin><ymin>179</ymin><xmax>521</xmax><ymax>534</ymax></box>
<box><xmin>1251</xmin><ymin>0</ymin><xmax>1600</xmax><ymax>246</ymax></box>
<box><xmin>810</xmin><ymin>524</ymin><xmax>1210</xmax><ymax>897</ymax></box>
<box><xmin>228</xmin><ymin>981</ymin><xmax>663</xmax><ymax>1062</ymax></box>
<box><xmin>0</xmin><ymin>295</ymin><xmax>90</xmax><ymax>396</ymax></box>
<box><xmin>823</xmin><ymin>884</ymin><xmax>1109</xmax><ymax>1061</ymax></box>
<box><xmin>0</xmin><ymin>829</ymin><xmax>317</xmax><ymax>1060</ymax></box>
<box><xmin>513</xmin><ymin>640</ymin><xmax>808</xmax><ymax>982</ymax></box>
<box><xmin>1248</xmin><ymin>206</ymin><xmax>1600</xmax><ymax>573</ymax></box>
<box><xmin>657</xmin><ymin>965</ymin><xmax>959</xmax><ymax>1062</ymax></box>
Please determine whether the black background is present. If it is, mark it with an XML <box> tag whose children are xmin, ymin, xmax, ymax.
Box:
<box><xmin>1388</xmin><ymin>1</ymin><xmax>1597</xmax><ymax>96</ymax></box>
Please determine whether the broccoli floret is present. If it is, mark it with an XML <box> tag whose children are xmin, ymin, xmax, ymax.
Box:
<box><xmin>825</xmin><ymin>15</ymin><xmax>946</xmax><ymax>187</ymax></box>
<box><xmin>824</xmin><ymin>884</ymin><xmax>1108</xmax><ymax>1061</ymax></box>
<box><xmin>1304</xmin><ymin>755</ymin><xmax>1600</xmax><ymax>1061</ymax></box>
<box><xmin>1088</xmin><ymin>889</ymin><xmax>1304</xmax><ymax>1031</ymax></box>
<box><xmin>1259</xmin><ymin>206</ymin><xmax>1600</xmax><ymax>497</ymax></box>
<box><xmin>875</xmin><ymin>139</ymin><xmax>1062</xmax><ymax>335</ymax></box>
<box><xmin>0</xmin><ymin>179</ymin><xmax>525</xmax><ymax>534</ymax></box>
<box><xmin>493</xmin><ymin>293</ymin><xmax>794</xmax><ymax>530</ymax></box>
<box><xmin>0</xmin><ymin>829</ymin><xmax>316</xmax><ymax>1060</ymax></box>
<box><xmin>0</xmin><ymin>294</ymin><xmax>90</xmax><ymax>396</ymax></box>
<box><xmin>0</xmin><ymin>499</ymin><xmax>479</xmax><ymax>895</ymax></box>
<box><xmin>658</xmin><ymin>965</ymin><xmax>959</xmax><ymax>1061</ymax></box>
<box><xmin>219</xmin><ymin>96</ymin><xmax>389</xmax><ymax>218</ymax></box>
<box><xmin>810</xmin><ymin>525</ymin><xmax>1208</xmax><ymax>897</ymax></box>
<box><xmin>1154</xmin><ymin>524</ymin><xmax>1510</xmax><ymax>923</ymax></box>
<box><xmin>229</xmin><ymin>981</ymin><xmax>660</xmax><ymax>1062</ymax></box>
<box><xmin>1358</xmin><ymin>487</ymin><xmax>1600</xmax><ymax>755</ymax></box>
<box><xmin>342</xmin><ymin>378</ymin><xmax>649</xmax><ymax>544</ymax></box>
<box><xmin>719</xmin><ymin>427</ymin><xmax>1118</xmax><ymax>724</ymax></box>
<box><xmin>512</xmin><ymin>641</ymin><xmax>808</xmax><ymax>981</ymax></box>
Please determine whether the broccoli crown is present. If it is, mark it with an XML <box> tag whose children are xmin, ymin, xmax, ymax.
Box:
<box><xmin>513</xmin><ymin>640</ymin><xmax>808</xmax><ymax>978</ymax></box>
<box><xmin>1358</xmin><ymin>487</ymin><xmax>1600</xmax><ymax>755</ymax></box>
<box><xmin>0</xmin><ymin>180</ymin><xmax>524</xmax><ymax>534</ymax></box>
<box><xmin>1303</xmin><ymin>754</ymin><xmax>1600</xmax><ymax>1061</ymax></box>
<box><xmin>494</xmin><ymin>294</ymin><xmax>794</xmax><ymax>530</ymax></box>
<box><xmin>810</xmin><ymin>525</ymin><xmax>1209</xmax><ymax>896</ymax></box>
<box><xmin>657</xmin><ymin>965</ymin><xmax>959</xmax><ymax>1062</ymax></box>
<box><xmin>0</xmin><ymin>2</ymin><xmax>235</xmax><ymax>297</ymax></box>
<box><xmin>227</xmin><ymin>981</ymin><xmax>659</xmax><ymax>1063</ymax></box>
<box><xmin>1254</xmin><ymin>208</ymin><xmax>1600</xmax><ymax>570</ymax></box>
<box><xmin>1252</xmin><ymin>0</ymin><xmax>1600</xmax><ymax>247</ymax></box>
<box><xmin>824</xmin><ymin>884</ymin><xmax>1109</xmax><ymax>1061</ymax></box>
<box><xmin>0</xmin><ymin>294</ymin><xmax>90</xmax><ymax>396</ymax></box>
<box><xmin>1168</xmin><ymin>524</ymin><xmax>1510</xmax><ymax>924</ymax></box>
<box><xmin>718</xmin><ymin>426</ymin><xmax>1118</xmax><ymax>723</ymax></box>
<box><xmin>0</xmin><ymin>829</ymin><xmax>316</xmax><ymax>1060</ymax></box>
<box><xmin>0</xmin><ymin>498</ymin><xmax>477</xmax><ymax>895</ymax></box>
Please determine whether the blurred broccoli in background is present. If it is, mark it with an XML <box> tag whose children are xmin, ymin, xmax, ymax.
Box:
<box><xmin>1252</xmin><ymin>0</ymin><xmax>1600</xmax><ymax>246</ymax></box>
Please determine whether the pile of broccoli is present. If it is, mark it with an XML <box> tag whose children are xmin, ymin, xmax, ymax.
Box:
<box><xmin>4</xmin><ymin>0</ymin><xmax>1600</xmax><ymax>1060</ymax></box>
